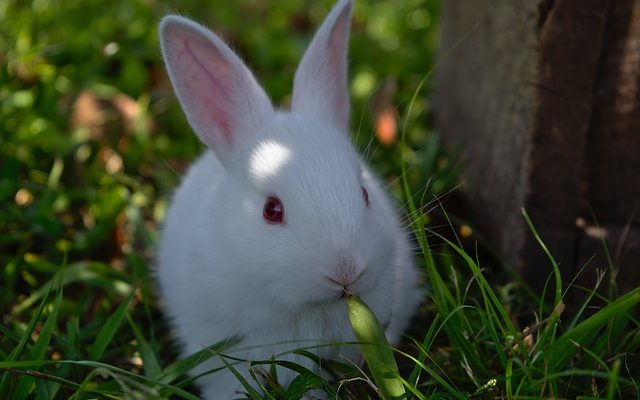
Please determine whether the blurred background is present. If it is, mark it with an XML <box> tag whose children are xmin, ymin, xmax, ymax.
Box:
<box><xmin>4</xmin><ymin>2</ymin><xmax>640</xmax><ymax>398</ymax></box>
<box><xmin>1</xmin><ymin>0</ymin><xmax>447</xmax><ymax>373</ymax></box>
<box><xmin>0</xmin><ymin>0</ymin><xmax>442</xmax><ymax>292</ymax></box>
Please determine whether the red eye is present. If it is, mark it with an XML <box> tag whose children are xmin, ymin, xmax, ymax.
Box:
<box><xmin>263</xmin><ymin>196</ymin><xmax>284</xmax><ymax>224</ymax></box>
<box><xmin>361</xmin><ymin>186</ymin><xmax>370</xmax><ymax>207</ymax></box>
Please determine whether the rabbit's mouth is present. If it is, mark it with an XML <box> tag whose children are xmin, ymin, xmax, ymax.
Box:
<box><xmin>299</xmin><ymin>273</ymin><xmax>371</xmax><ymax>307</ymax></box>
<box><xmin>324</xmin><ymin>273</ymin><xmax>364</xmax><ymax>298</ymax></box>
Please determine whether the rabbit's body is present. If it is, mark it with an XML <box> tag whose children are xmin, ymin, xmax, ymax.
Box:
<box><xmin>157</xmin><ymin>1</ymin><xmax>422</xmax><ymax>398</ymax></box>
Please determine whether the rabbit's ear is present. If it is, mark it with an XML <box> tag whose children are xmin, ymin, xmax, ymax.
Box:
<box><xmin>160</xmin><ymin>16</ymin><xmax>273</xmax><ymax>166</ymax></box>
<box><xmin>291</xmin><ymin>0</ymin><xmax>352</xmax><ymax>131</ymax></box>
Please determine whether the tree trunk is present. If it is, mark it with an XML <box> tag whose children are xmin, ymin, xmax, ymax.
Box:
<box><xmin>436</xmin><ymin>0</ymin><xmax>640</xmax><ymax>294</ymax></box>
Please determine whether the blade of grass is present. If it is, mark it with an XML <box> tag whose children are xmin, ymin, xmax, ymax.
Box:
<box><xmin>406</xmin><ymin>313</ymin><xmax>440</xmax><ymax>397</ymax></box>
<box><xmin>12</xmin><ymin>283</ymin><xmax>64</xmax><ymax>400</ymax></box>
<box><xmin>397</xmin><ymin>46</ymin><xmax>489</xmax><ymax>377</ymax></box>
<box><xmin>248</xmin><ymin>365</ymin><xmax>280</xmax><ymax>400</ymax></box>
<box><xmin>567</xmin><ymin>266</ymin><xmax>603</xmax><ymax>331</ymax></box>
<box><xmin>70</xmin><ymin>366</ymin><xmax>119</xmax><ymax>400</ymax></box>
<box><xmin>47</xmin><ymin>315</ymin><xmax>80</xmax><ymax>398</ymax></box>
<box><xmin>220</xmin><ymin>356</ymin><xmax>263</xmax><ymax>399</ymax></box>
<box><xmin>126</xmin><ymin>313</ymin><xmax>161</xmax><ymax>378</ymax></box>
<box><xmin>521</xmin><ymin>208</ymin><xmax>562</xmax><ymax>305</ymax></box>
<box><xmin>2</xmin><ymin>359</ymin><xmax>203</xmax><ymax>399</ymax></box>
<box><xmin>76</xmin><ymin>360</ymin><xmax>201</xmax><ymax>400</ymax></box>
<box><xmin>398</xmin><ymin>375</ymin><xmax>426</xmax><ymax>400</ymax></box>
<box><xmin>34</xmin><ymin>378</ymin><xmax>49</xmax><ymax>399</ymax></box>
<box><xmin>402</xmin><ymin>200</ymin><xmax>485</xmax><ymax>375</ymax></box>
<box><xmin>156</xmin><ymin>336</ymin><xmax>241</xmax><ymax>385</ymax></box>
<box><xmin>0</xmin><ymin>283</ymin><xmax>53</xmax><ymax>395</ymax></box>
<box><xmin>13</xmin><ymin>261</ymin><xmax>130</xmax><ymax>315</ymax></box>
<box><xmin>285</xmin><ymin>372</ymin><xmax>326</xmax><ymax>400</ymax></box>
<box><xmin>88</xmin><ymin>291</ymin><xmax>135</xmax><ymax>360</ymax></box>
<box><xmin>540</xmin><ymin>368</ymin><xmax>633</xmax><ymax>384</ymax></box>
<box><xmin>588</xmin><ymin>210</ymin><xmax>620</xmax><ymax>301</ymax></box>
<box><xmin>0</xmin><ymin>323</ymin><xmax>20</xmax><ymax>343</ymax></box>
<box><xmin>505</xmin><ymin>358</ymin><xmax>513</xmax><ymax>398</ymax></box>
<box><xmin>29</xmin><ymin>285</ymin><xmax>62</xmax><ymax>361</ymax></box>
<box><xmin>245</xmin><ymin>359</ymin><xmax>326</xmax><ymax>399</ymax></box>
<box><xmin>543</xmin><ymin>287</ymin><xmax>640</xmax><ymax>368</ymax></box>
<box><xmin>429</xmin><ymin>230</ymin><xmax>526</xmax><ymax>365</ymax></box>
<box><xmin>346</xmin><ymin>295</ymin><xmax>405</xmax><ymax>400</ymax></box>
<box><xmin>0</xmin><ymin>367</ymin><xmax>83</xmax><ymax>392</ymax></box>
<box><xmin>396</xmin><ymin>349</ymin><xmax>466</xmax><ymax>400</ymax></box>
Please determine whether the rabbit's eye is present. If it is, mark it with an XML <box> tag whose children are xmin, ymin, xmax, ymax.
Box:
<box><xmin>361</xmin><ymin>186</ymin><xmax>370</xmax><ymax>207</ymax></box>
<box><xmin>263</xmin><ymin>196</ymin><xmax>284</xmax><ymax>224</ymax></box>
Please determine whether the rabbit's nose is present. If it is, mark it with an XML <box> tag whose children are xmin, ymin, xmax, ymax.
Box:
<box><xmin>328</xmin><ymin>254</ymin><xmax>365</xmax><ymax>289</ymax></box>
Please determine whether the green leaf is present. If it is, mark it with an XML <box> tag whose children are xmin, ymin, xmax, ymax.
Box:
<box><xmin>249</xmin><ymin>359</ymin><xmax>328</xmax><ymax>399</ymax></box>
<box><xmin>126</xmin><ymin>314</ymin><xmax>161</xmax><ymax>378</ymax></box>
<box><xmin>346</xmin><ymin>295</ymin><xmax>405</xmax><ymax>400</ymax></box>
<box><xmin>156</xmin><ymin>336</ymin><xmax>241</xmax><ymax>385</ymax></box>
<box><xmin>543</xmin><ymin>288</ymin><xmax>640</xmax><ymax>367</ymax></box>
<box><xmin>30</xmin><ymin>287</ymin><xmax>63</xmax><ymax>360</ymax></box>
<box><xmin>220</xmin><ymin>356</ymin><xmax>263</xmax><ymax>400</ymax></box>
<box><xmin>13</xmin><ymin>261</ymin><xmax>130</xmax><ymax>315</ymax></box>
<box><xmin>89</xmin><ymin>291</ymin><xmax>135</xmax><ymax>360</ymax></box>
<box><xmin>11</xmin><ymin>285</ymin><xmax>64</xmax><ymax>400</ymax></box>
<box><xmin>0</xmin><ymin>284</ymin><xmax>53</xmax><ymax>395</ymax></box>
<box><xmin>606</xmin><ymin>359</ymin><xmax>621</xmax><ymax>400</ymax></box>
<box><xmin>285</xmin><ymin>371</ymin><xmax>325</xmax><ymax>400</ymax></box>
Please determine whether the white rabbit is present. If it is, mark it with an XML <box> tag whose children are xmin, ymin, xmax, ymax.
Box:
<box><xmin>157</xmin><ymin>0</ymin><xmax>422</xmax><ymax>398</ymax></box>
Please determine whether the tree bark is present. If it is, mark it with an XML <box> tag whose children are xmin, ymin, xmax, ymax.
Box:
<box><xmin>436</xmin><ymin>0</ymin><xmax>640</xmax><ymax>294</ymax></box>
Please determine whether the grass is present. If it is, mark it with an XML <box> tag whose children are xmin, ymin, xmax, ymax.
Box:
<box><xmin>2</xmin><ymin>0</ymin><xmax>640</xmax><ymax>399</ymax></box>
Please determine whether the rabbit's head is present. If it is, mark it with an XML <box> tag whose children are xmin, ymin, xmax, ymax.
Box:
<box><xmin>159</xmin><ymin>0</ymin><xmax>401</xmax><ymax>310</ymax></box>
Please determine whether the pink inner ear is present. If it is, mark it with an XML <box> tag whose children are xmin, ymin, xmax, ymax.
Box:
<box><xmin>181</xmin><ymin>39</ymin><xmax>233</xmax><ymax>143</ymax></box>
<box><xmin>162</xmin><ymin>16</ymin><xmax>274</xmax><ymax>163</ymax></box>
<box><xmin>166</xmin><ymin>27</ymin><xmax>237</xmax><ymax>147</ymax></box>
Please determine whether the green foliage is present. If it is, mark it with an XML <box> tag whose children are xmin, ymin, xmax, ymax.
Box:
<box><xmin>347</xmin><ymin>295</ymin><xmax>405</xmax><ymax>399</ymax></box>
<box><xmin>1</xmin><ymin>0</ymin><xmax>444</xmax><ymax>397</ymax></box>
<box><xmin>2</xmin><ymin>0</ymin><xmax>639</xmax><ymax>399</ymax></box>
<box><xmin>400</xmin><ymin>180</ymin><xmax>640</xmax><ymax>398</ymax></box>
<box><xmin>0</xmin><ymin>0</ymin><xmax>442</xmax><ymax>310</ymax></box>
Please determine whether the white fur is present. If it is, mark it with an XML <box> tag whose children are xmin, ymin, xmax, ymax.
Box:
<box><xmin>157</xmin><ymin>0</ymin><xmax>422</xmax><ymax>398</ymax></box>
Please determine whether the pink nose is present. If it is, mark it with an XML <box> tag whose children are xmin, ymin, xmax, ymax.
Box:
<box><xmin>330</xmin><ymin>255</ymin><xmax>364</xmax><ymax>287</ymax></box>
